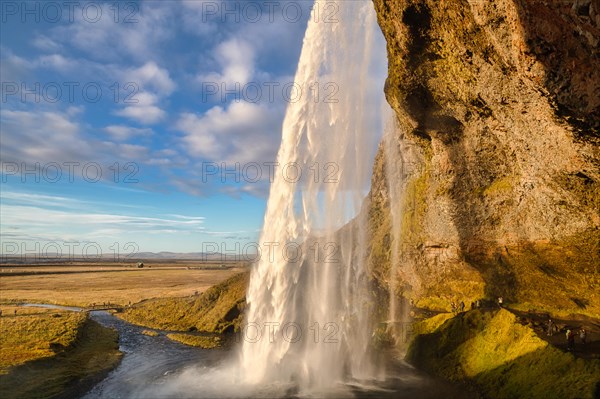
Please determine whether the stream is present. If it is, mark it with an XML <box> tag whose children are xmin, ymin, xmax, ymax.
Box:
<box><xmin>21</xmin><ymin>304</ymin><xmax>471</xmax><ymax>398</ymax></box>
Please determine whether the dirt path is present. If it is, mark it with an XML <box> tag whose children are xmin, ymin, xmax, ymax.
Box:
<box><xmin>508</xmin><ymin>309</ymin><xmax>600</xmax><ymax>359</ymax></box>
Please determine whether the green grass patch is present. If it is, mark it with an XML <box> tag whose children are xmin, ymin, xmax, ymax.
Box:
<box><xmin>166</xmin><ymin>333</ymin><xmax>222</xmax><ymax>349</ymax></box>
<box><xmin>482</xmin><ymin>177</ymin><xmax>513</xmax><ymax>196</ymax></box>
<box><xmin>407</xmin><ymin>309</ymin><xmax>600</xmax><ymax>398</ymax></box>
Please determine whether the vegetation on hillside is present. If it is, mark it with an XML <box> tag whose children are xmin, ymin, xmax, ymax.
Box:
<box><xmin>119</xmin><ymin>271</ymin><xmax>249</xmax><ymax>335</ymax></box>
<box><xmin>0</xmin><ymin>310</ymin><xmax>86</xmax><ymax>372</ymax></box>
<box><xmin>0</xmin><ymin>310</ymin><xmax>121</xmax><ymax>399</ymax></box>
<box><xmin>407</xmin><ymin>309</ymin><xmax>600</xmax><ymax>399</ymax></box>
<box><xmin>166</xmin><ymin>333</ymin><xmax>222</xmax><ymax>349</ymax></box>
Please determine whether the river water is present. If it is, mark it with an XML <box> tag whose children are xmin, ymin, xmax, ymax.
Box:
<box><xmin>19</xmin><ymin>303</ymin><xmax>471</xmax><ymax>398</ymax></box>
<box><xmin>82</xmin><ymin>311</ymin><xmax>227</xmax><ymax>399</ymax></box>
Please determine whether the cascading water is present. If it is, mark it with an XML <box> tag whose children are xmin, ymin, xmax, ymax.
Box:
<box><xmin>382</xmin><ymin>114</ymin><xmax>404</xmax><ymax>341</ymax></box>
<box><xmin>239</xmin><ymin>0</ymin><xmax>387</xmax><ymax>393</ymax></box>
<box><xmin>382</xmin><ymin>114</ymin><xmax>411</xmax><ymax>348</ymax></box>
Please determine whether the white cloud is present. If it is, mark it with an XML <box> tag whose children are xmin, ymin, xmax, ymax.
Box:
<box><xmin>113</xmin><ymin>66</ymin><xmax>173</xmax><ymax>125</ymax></box>
<box><xmin>0</xmin><ymin>109</ymin><xmax>87</xmax><ymax>163</ymax></box>
<box><xmin>0</xmin><ymin>46</ymin><xmax>33</xmax><ymax>82</ymax></box>
<box><xmin>66</xmin><ymin>106</ymin><xmax>85</xmax><ymax>116</ymax></box>
<box><xmin>0</xmin><ymin>108</ymin><xmax>156</xmax><ymax>172</ymax></box>
<box><xmin>37</xmin><ymin>54</ymin><xmax>77</xmax><ymax>72</ymax></box>
<box><xmin>180</xmin><ymin>1</ymin><xmax>219</xmax><ymax>36</ymax></box>
<box><xmin>1</xmin><ymin>204</ymin><xmax>206</xmax><ymax>240</ymax></box>
<box><xmin>197</xmin><ymin>37</ymin><xmax>255</xmax><ymax>87</ymax></box>
<box><xmin>53</xmin><ymin>2</ymin><xmax>174</xmax><ymax>62</ymax></box>
<box><xmin>124</xmin><ymin>62</ymin><xmax>176</xmax><ymax>96</ymax></box>
<box><xmin>176</xmin><ymin>112</ymin><xmax>222</xmax><ymax>157</ymax></box>
<box><xmin>0</xmin><ymin>192</ymin><xmax>83</xmax><ymax>209</ymax></box>
<box><xmin>116</xmin><ymin>104</ymin><xmax>166</xmax><ymax>124</ymax></box>
<box><xmin>113</xmin><ymin>143</ymin><xmax>150</xmax><ymax>159</ymax></box>
<box><xmin>145</xmin><ymin>148</ymin><xmax>186</xmax><ymax>167</ymax></box>
<box><xmin>0</xmin><ymin>0</ymin><xmax>320</xmax><ymax>200</ymax></box>
<box><xmin>176</xmin><ymin>101</ymin><xmax>283</xmax><ymax>165</ymax></box>
<box><xmin>171</xmin><ymin>178</ymin><xmax>205</xmax><ymax>197</ymax></box>
<box><xmin>104</xmin><ymin>125</ymin><xmax>153</xmax><ymax>141</ymax></box>
<box><xmin>31</xmin><ymin>35</ymin><xmax>62</xmax><ymax>52</ymax></box>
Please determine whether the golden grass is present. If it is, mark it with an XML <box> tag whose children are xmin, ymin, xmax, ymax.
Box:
<box><xmin>0</xmin><ymin>305</ymin><xmax>65</xmax><ymax>316</ymax></box>
<box><xmin>0</xmin><ymin>318</ymin><xmax>121</xmax><ymax>399</ymax></box>
<box><xmin>120</xmin><ymin>296</ymin><xmax>194</xmax><ymax>331</ymax></box>
<box><xmin>119</xmin><ymin>271</ymin><xmax>249</xmax><ymax>334</ymax></box>
<box><xmin>166</xmin><ymin>333</ymin><xmax>222</xmax><ymax>349</ymax></box>
<box><xmin>0</xmin><ymin>311</ymin><xmax>86</xmax><ymax>373</ymax></box>
<box><xmin>141</xmin><ymin>329</ymin><xmax>159</xmax><ymax>337</ymax></box>
<box><xmin>0</xmin><ymin>267</ymin><xmax>244</xmax><ymax>307</ymax></box>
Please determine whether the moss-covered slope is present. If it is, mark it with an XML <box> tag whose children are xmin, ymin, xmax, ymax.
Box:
<box><xmin>0</xmin><ymin>317</ymin><xmax>121</xmax><ymax>399</ymax></box>
<box><xmin>119</xmin><ymin>271</ymin><xmax>249</xmax><ymax>334</ymax></box>
<box><xmin>407</xmin><ymin>309</ymin><xmax>600</xmax><ymax>398</ymax></box>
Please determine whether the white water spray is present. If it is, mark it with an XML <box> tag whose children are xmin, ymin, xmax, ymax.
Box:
<box><xmin>239</xmin><ymin>0</ymin><xmax>387</xmax><ymax>393</ymax></box>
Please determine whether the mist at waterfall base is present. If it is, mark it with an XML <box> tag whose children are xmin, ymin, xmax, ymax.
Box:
<box><xmin>132</xmin><ymin>1</ymin><xmax>430</xmax><ymax>397</ymax></box>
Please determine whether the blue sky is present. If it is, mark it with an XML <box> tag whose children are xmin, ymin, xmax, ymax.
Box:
<box><xmin>0</xmin><ymin>0</ymin><xmax>386</xmax><ymax>256</ymax></box>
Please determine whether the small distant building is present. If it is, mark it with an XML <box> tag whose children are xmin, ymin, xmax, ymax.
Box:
<box><xmin>136</xmin><ymin>262</ymin><xmax>144</xmax><ymax>268</ymax></box>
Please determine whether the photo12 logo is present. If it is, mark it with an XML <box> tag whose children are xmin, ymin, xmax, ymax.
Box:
<box><xmin>1</xmin><ymin>2</ymin><xmax>139</xmax><ymax>24</ymax></box>
<box><xmin>198</xmin><ymin>1</ymin><xmax>339</xmax><ymax>24</ymax></box>
<box><xmin>1</xmin><ymin>81</ymin><xmax>139</xmax><ymax>104</ymax></box>
<box><xmin>0</xmin><ymin>1</ymin><xmax>338</xmax><ymax>25</ymax></box>
<box><xmin>200</xmin><ymin>161</ymin><xmax>339</xmax><ymax>184</ymax></box>
<box><xmin>201</xmin><ymin>241</ymin><xmax>339</xmax><ymax>264</ymax></box>
<box><xmin>1</xmin><ymin>162</ymin><xmax>139</xmax><ymax>184</ymax></box>
<box><xmin>1</xmin><ymin>241</ymin><xmax>139</xmax><ymax>262</ymax></box>
<box><xmin>199</xmin><ymin>81</ymin><xmax>339</xmax><ymax>104</ymax></box>
<box><xmin>236</xmin><ymin>321</ymin><xmax>340</xmax><ymax>344</ymax></box>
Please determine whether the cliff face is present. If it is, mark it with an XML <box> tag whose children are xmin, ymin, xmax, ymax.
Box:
<box><xmin>369</xmin><ymin>0</ymin><xmax>600</xmax><ymax>317</ymax></box>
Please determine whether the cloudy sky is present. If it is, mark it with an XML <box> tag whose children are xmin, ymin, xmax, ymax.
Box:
<box><xmin>0</xmin><ymin>0</ymin><xmax>386</xmax><ymax>256</ymax></box>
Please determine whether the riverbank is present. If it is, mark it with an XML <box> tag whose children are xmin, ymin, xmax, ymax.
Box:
<box><xmin>116</xmin><ymin>271</ymin><xmax>248</xmax><ymax>348</ymax></box>
<box><xmin>0</xmin><ymin>307</ymin><xmax>121</xmax><ymax>399</ymax></box>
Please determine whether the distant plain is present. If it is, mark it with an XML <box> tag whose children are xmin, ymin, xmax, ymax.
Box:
<box><xmin>0</xmin><ymin>260</ymin><xmax>246</xmax><ymax>307</ymax></box>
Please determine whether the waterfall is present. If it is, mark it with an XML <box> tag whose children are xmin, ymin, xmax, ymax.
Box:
<box><xmin>381</xmin><ymin>110</ymin><xmax>423</xmax><ymax>350</ymax></box>
<box><xmin>382</xmin><ymin>113</ymin><xmax>409</xmax><ymax>348</ymax></box>
<box><xmin>239</xmin><ymin>0</ymin><xmax>387</xmax><ymax>393</ymax></box>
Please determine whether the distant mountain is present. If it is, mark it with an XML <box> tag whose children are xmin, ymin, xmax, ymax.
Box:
<box><xmin>0</xmin><ymin>251</ymin><xmax>256</xmax><ymax>264</ymax></box>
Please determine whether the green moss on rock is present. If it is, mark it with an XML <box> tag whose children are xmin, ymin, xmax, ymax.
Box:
<box><xmin>407</xmin><ymin>309</ymin><xmax>600</xmax><ymax>398</ymax></box>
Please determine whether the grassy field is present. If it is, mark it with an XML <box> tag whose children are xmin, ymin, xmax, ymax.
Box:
<box><xmin>119</xmin><ymin>271</ymin><xmax>249</xmax><ymax>335</ymax></box>
<box><xmin>0</xmin><ymin>314</ymin><xmax>121</xmax><ymax>399</ymax></box>
<box><xmin>0</xmin><ymin>263</ymin><xmax>245</xmax><ymax>307</ymax></box>
<box><xmin>0</xmin><ymin>307</ymin><xmax>85</xmax><ymax>372</ymax></box>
